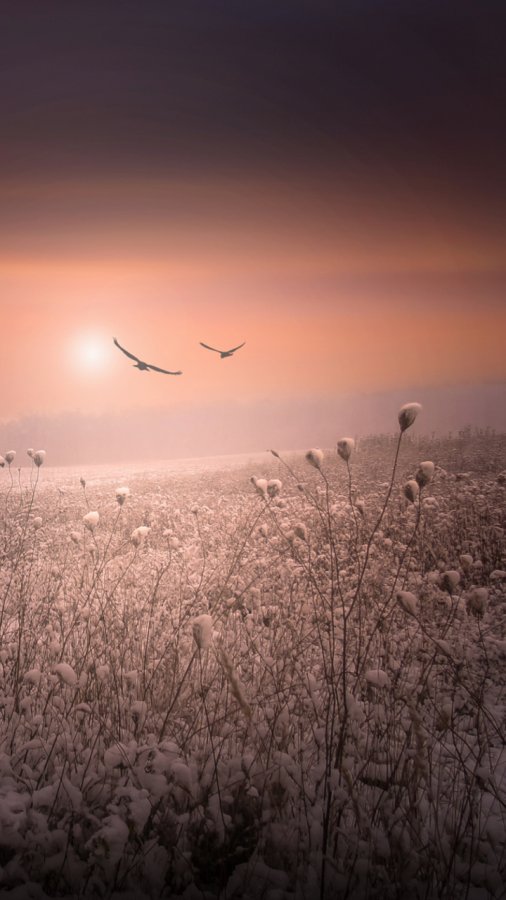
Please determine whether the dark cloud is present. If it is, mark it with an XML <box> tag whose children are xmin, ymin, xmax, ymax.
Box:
<box><xmin>2</xmin><ymin>0</ymin><xmax>505</xmax><ymax>203</ymax></box>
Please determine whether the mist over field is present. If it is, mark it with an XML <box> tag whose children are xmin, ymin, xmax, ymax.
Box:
<box><xmin>2</xmin><ymin>382</ymin><xmax>506</xmax><ymax>466</ymax></box>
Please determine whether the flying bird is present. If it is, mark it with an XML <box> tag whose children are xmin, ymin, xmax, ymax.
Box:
<box><xmin>113</xmin><ymin>338</ymin><xmax>182</xmax><ymax>374</ymax></box>
<box><xmin>199</xmin><ymin>341</ymin><xmax>245</xmax><ymax>359</ymax></box>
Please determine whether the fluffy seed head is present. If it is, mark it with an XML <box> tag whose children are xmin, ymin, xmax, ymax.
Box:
<box><xmin>365</xmin><ymin>669</ymin><xmax>391</xmax><ymax>689</ymax></box>
<box><xmin>337</xmin><ymin>437</ymin><xmax>355</xmax><ymax>462</ymax></box>
<box><xmin>53</xmin><ymin>663</ymin><xmax>78</xmax><ymax>687</ymax></box>
<box><xmin>294</xmin><ymin>523</ymin><xmax>308</xmax><ymax>541</ymax></box>
<box><xmin>440</xmin><ymin>570</ymin><xmax>460</xmax><ymax>595</ymax></box>
<box><xmin>398</xmin><ymin>402</ymin><xmax>422</xmax><ymax>432</ymax></box>
<box><xmin>416</xmin><ymin>461</ymin><xmax>435</xmax><ymax>488</ymax></box>
<box><xmin>33</xmin><ymin>450</ymin><xmax>46</xmax><ymax>467</ymax></box>
<box><xmin>5</xmin><ymin>451</ymin><xmax>16</xmax><ymax>464</ymax></box>
<box><xmin>354</xmin><ymin>498</ymin><xmax>365</xmax><ymax>516</ymax></box>
<box><xmin>466</xmin><ymin>587</ymin><xmax>489</xmax><ymax>618</ymax></box>
<box><xmin>305</xmin><ymin>448</ymin><xmax>324</xmax><ymax>470</ymax></box>
<box><xmin>27</xmin><ymin>448</ymin><xmax>35</xmax><ymax>459</ymax></box>
<box><xmin>404</xmin><ymin>479</ymin><xmax>420</xmax><ymax>503</ymax></box>
<box><xmin>192</xmin><ymin>614</ymin><xmax>214</xmax><ymax>649</ymax></box>
<box><xmin>460</xmin><ymin>553</ymin><xmax>473</xmax><ymax>570</ymax></box>
<box><xmin>115</xmin><ymin>486</ymin><xmax>130</xmax><ymax>506</ymax></box>
<box><xmin>0</xmin><ymin>456</ymin><xmax>5</xmax><ymax>468</ymax></box>
<box><xmin>83</xmin><ymin>511</ymin><xmax>100</xmax><ymax>532</ymax></box>
<box><xmin>396</xmin><ymin>590</ymin><xmax>418</xmax><ymax>616</ymax></box>
<box><xmin>131</xmin><ymin>525</ymin><xmax>149</xmax><ymax>547</ymax></box>
<box><xmin>251</xmin><ymin>476</ymin><xmax>268</xmax><ymax>497</ymax></box>
<box><xmin>267</xmin><ymin>478</ymin><xmax>282</xmax><ymax>498</ymax></box>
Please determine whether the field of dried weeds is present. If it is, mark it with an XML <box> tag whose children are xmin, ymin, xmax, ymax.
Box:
<box><xmin>0</xmin><ymin>414</ymin><xmax>505</xmax><ymax>899</ymax></box>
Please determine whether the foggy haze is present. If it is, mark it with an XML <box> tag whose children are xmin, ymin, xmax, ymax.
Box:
<box><xmin>2</xmin><ymin>382</ymin><xmax>505</xmax><ymax>466</ymax></box>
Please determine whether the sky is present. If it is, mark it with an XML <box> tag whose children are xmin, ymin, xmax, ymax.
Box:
<box><xmin>1</xmin><ymin>1</ymin><xmax>505</xmax><ymax>462</ymax></box>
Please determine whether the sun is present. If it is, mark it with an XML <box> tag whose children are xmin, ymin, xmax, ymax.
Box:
<box><xmin>69</xmin><ymin>333</ymin><xmax>111</xmax><ymax>375</ymax></box>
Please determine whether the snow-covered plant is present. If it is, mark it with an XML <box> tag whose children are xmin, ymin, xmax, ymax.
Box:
<box><xmin>192</xmin><ymin>613</ymin><xmax>214</xmax><ymax>649</ymax></box>
<box><xmin>398</xmin><ymin>401</ymin><xmax>422</xmax><ymax>432</ymax></box>
<box><xmin>440</xmin><ymin>569</ymin><xmax>460</xmax><ymax>594</ymax></box>
<box><xmin>416</xmin><ymin>460</ymin><xmax>435</xmax><ymax>487</ymax></box>
<box><xmin>466</xmin><ymin>586</ymin><xmax>489</xmax><ymax>617</ymax></box>
<box><xmin>396</xmin><ymin>589</ymin><xmax>418</xmax><ymax>616</ymax></box>
<box><xmin>131</xmin><ymin>525</ymin><xmax>149</xmax><ymax>546</ymax></box>
<box><xmin>83</xmin><ymin>510</ymin><xmax>100</xmax><ymax>531</ymax></box>
<box><xmin>53</xmin><ymin>662</ymin><xmax>78</xmax><ymax>686</ymax></box>
<box><xmin>460</xmin><ymin>553</ymin><xmax>473</xmax><ymax>570</ymax></box>
<box><xmin>305</xmin><ymin>448</ymin><xmax>324</xmax><ymax>469</ymax></box>
<box><xmin>337</xmin><ymin>437</ymin><xmax>354</xmax><ymax>461</ymax></box>
<box><xmin>404</xmin><ymin>478</ymin><xmax>419</xmax><ymax>503</ymax></box>
<box><xmin>216</xmin><ymin>643</ymin><xmax>251</xmax><ymax>718</ymax></box>
<box><xmin>251</xmin><ymin>476</ymin><xmax>268</xmax><ymax>497</ymax></box>
<box><xmin>267</xmin><ymin>478</ymin><xmax>282</xmax><ymax>498</ymax></box>
<box><xmin>294</xmin><ymin>523</ymin><xmax>307</xmax><ymax>541</ymax></box>
<box><xmin>115</xmin><ymin>485</ymin><xmax>130</xmax><ymax>505</ymax></box>
<box><xmin>365</xmin><ymin>668</ymin><xmax>391</xmax><ymax>688</ymax></box>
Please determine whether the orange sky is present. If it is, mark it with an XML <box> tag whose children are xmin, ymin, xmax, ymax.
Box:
<box><xmin>1</xmin><ymin>173</ymin><xmax>505</xmax><ymax>425</ymax></box>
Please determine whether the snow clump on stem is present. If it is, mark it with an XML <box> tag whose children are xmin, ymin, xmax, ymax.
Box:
<box><xmin>192</xmin><ymin>614</ymin><xmax>214</xmax><ymax>650</ymax></box>
<box><xmin>131</xmin><ymin>525</ymin><xmax>149</xmax><ymax>547</ymax></box>
<box><xmin>267</xmin><ymin>479</ymin><xmax>282</xmax><ymax>498</ymax></box>
<box><xmin>53</xmin><ymin>663</ymin><xmax>78</xmax><ymax>686</ymax></box>
<box><xmin>440</xmin><ymin>570</ymin><xmax>460</xmax><ymax>595</ymax></box>
<box><xmin>404</xmin><ymin>480</ymin><xmax>420</xmax><ymax>503</ymax></box>
<box><xmin>365</xmin><ymin>669</ymin><xmax>391</xmax><ymax>689</ymax></box>
<box><xmin>398</xmin><ymin>402</ymin><xmax>422</xmax><ymax>432</ymax></box>
<box><xmin>466</xmin><ymin>587</ymin><xmax>489</xmax><ymax>618</ymax></box>
<box><xmin>251</xmin><ymin>476</ymin><xmax>268</xmax><ymax>497</ymax></box>
<box><xmin>83</xmin><ymin>511</ymin><xmax>100</xmax><ymax>532</ymax></box>
<box><xmin>305</xmin><ymin>448</ymin><xmax>324</xmax><ymax>470</ymax></box>
<box><xmin>337</xmin><ymin>437</ymin><xmax>354</xmax><ymax>462</ymax></box>
<box><xmin>416</xmin><ymin>461</ymin><xmax>435</xmax><ymax>488</ymax></box>
<box><xmin>115</xmin><ymin>486</ymin><xmax>130</xmax><ymax>506</ymax></box>
<box><xmin>396</xmin><ymin>590</ymin><xmax>418</xmax><ymax>616</ymax></box>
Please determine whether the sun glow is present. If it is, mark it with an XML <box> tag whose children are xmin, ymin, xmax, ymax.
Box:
<box><xmin>70</xmin><ymin>333</ymin><xmax>112</xmax><ymax>374</ymax></box>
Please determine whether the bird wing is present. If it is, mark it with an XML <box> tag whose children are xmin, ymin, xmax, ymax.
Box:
<box><xmin>113</xmin><ymin>337</ymin><xmax>141</xmax><ymax>363</ymax></box>
<box><xmin>199</xmin><ymin>342</ymin><xmax>221</xmax><ymax>353</ymax></box>
<box><xmin>227</xmin><ymin>341</ymin><xmax>246</xmax><ymax>354</ymax></box>
<box><xmin>147</xmin><ymin>363</ymin><xmax>183</xmax><ymax>375</ymax></box>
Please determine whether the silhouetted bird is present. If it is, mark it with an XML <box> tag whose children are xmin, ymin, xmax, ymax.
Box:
<box><xmin>113</xmin><ymin>338</ymin><xmax>182</xmax><ymax>374</ymax></box>
<box><xmin>199</xmin><ymin>341</ymin><xmax>245</xmax><ymax>359</ymax></box>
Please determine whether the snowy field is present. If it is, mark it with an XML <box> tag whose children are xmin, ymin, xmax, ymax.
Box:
<box><xmin>0</xmin><ymin>418</ymin><xmax>505</xmax><ymax>899</ymax></box>
<box><xmin>30</xmin><ymin>451</ymin><xmax>288</xmax><ymax>490</ymax></box>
